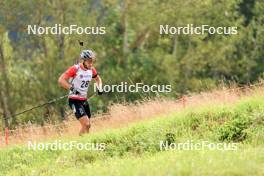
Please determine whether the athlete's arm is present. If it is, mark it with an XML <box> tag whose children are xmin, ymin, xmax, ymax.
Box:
<box><xmin>58</xmin><ymin>74</ymin><xmax>71</xmax><ymax>90</ymax></box>
<box><xmin>58</xmin><ymin>66</ymin><xmax>77</xmax><ymax>90</ymax></box>
<box><xmin>92</xmin><ymin>68</ymin><xmax>103</xmax><ymax>92</ymax></box>
<box><xmin>94</xmin><ymin>75</ymin><xmax>103</xmax><ymax>92</ymax></box>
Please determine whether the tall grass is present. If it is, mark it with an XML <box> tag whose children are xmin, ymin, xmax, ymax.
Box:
<box><xmin>2</xmin><ymin>86</ymin><xmax>251</xmax><ymax>146</ymax></box>
<box><xmin>0</xmin><ymin>88</ymin><xmax>264</xmax><ymax>175</ymax></box>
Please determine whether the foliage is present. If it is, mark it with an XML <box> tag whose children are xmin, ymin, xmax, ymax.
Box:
<box><xmin>0</xmin><ymin>92</ymin><xmax>264</xmax><ymax>175</ymax></box>
<box><xmin>0</xmin><ymin>0</ymin><xmax>264</xmax><ymax>126</ymax></box>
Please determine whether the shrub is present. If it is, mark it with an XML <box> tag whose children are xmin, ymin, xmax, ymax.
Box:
<box><xmin>218</xmin><ymin>116</ymin><xmax>251</xmax><ymax>142</ymax></box>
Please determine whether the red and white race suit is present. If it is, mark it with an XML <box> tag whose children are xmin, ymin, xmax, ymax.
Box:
<box><xmin>63</xmin><ymin>64</ymin><xmax>97</xmax><ymax>100</ymax></box>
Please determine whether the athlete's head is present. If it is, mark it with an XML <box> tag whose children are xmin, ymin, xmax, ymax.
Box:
<box><xmin>80</xmin><ymin>50</ymin><xmax>95</xmax><ymax>69</ymax></box>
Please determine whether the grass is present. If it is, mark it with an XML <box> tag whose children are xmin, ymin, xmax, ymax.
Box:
<box><xmin>0</xmin><ymin>92</ymin><xmax>264</xmax><ymax>176</ymax></box>
<box><xmin>56</xmin><ymin>147</ymin><xmax>264</xmax><ymax>176</ymax></box>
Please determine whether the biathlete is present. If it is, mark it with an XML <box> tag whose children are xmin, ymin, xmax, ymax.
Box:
<box><xmin>58</xmin><ymin>50</ymin><xmax>103</xmax><ymax>136</ymax></box>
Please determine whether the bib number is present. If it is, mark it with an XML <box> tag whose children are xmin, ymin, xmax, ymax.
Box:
<box><xmin>81</xmin><ymin>80</ymin><xmax>89</xmax><ymax>88</ymax></box>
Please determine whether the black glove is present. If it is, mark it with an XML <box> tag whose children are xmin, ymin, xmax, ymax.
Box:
<box><xmin>70</xmin><ymin>86</ymin><xmax>80</xmax><ymax>95</ymax></box>
<box><xmin>97</xmin><ymin>89</ymin><xmax>103</xmax><ymax>95</ymax></box>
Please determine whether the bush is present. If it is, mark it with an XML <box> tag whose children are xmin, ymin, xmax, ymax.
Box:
<box><xmin>218</xmin><ymin>116</ymin><xmax>251</xmax><ymax>142</ymax></box>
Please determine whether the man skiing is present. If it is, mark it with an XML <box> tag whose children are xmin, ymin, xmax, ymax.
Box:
<box><xmin>58</xmin><ymin>50</ymin><xmax>103</xmax><ymax>135</ymax></box>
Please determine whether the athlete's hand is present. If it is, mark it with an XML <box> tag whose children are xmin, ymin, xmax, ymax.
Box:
<box><xmin>70</xmin><ymin>86</ymin><xmax>80</xmax><ymax>95</ymax></box>
<box><xmin>97</xmin><ymin>89</ymin><xmax>103</xmax><ymax>95</ymax></box>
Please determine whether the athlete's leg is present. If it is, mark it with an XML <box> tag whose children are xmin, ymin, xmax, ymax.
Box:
<box><xmin>78</xmin><ymin>115</ymin><xmax>90</xmax><ymax>136</ymax></box>
<box><xmin>78</xmin><ymin>100</ymin><xmax>92</xmax><ymax>136</ymax></box>
<box><xmin>68</xmin><ymin>99</ymin><xmax>91</xmax><ymax>136</ymax></box>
